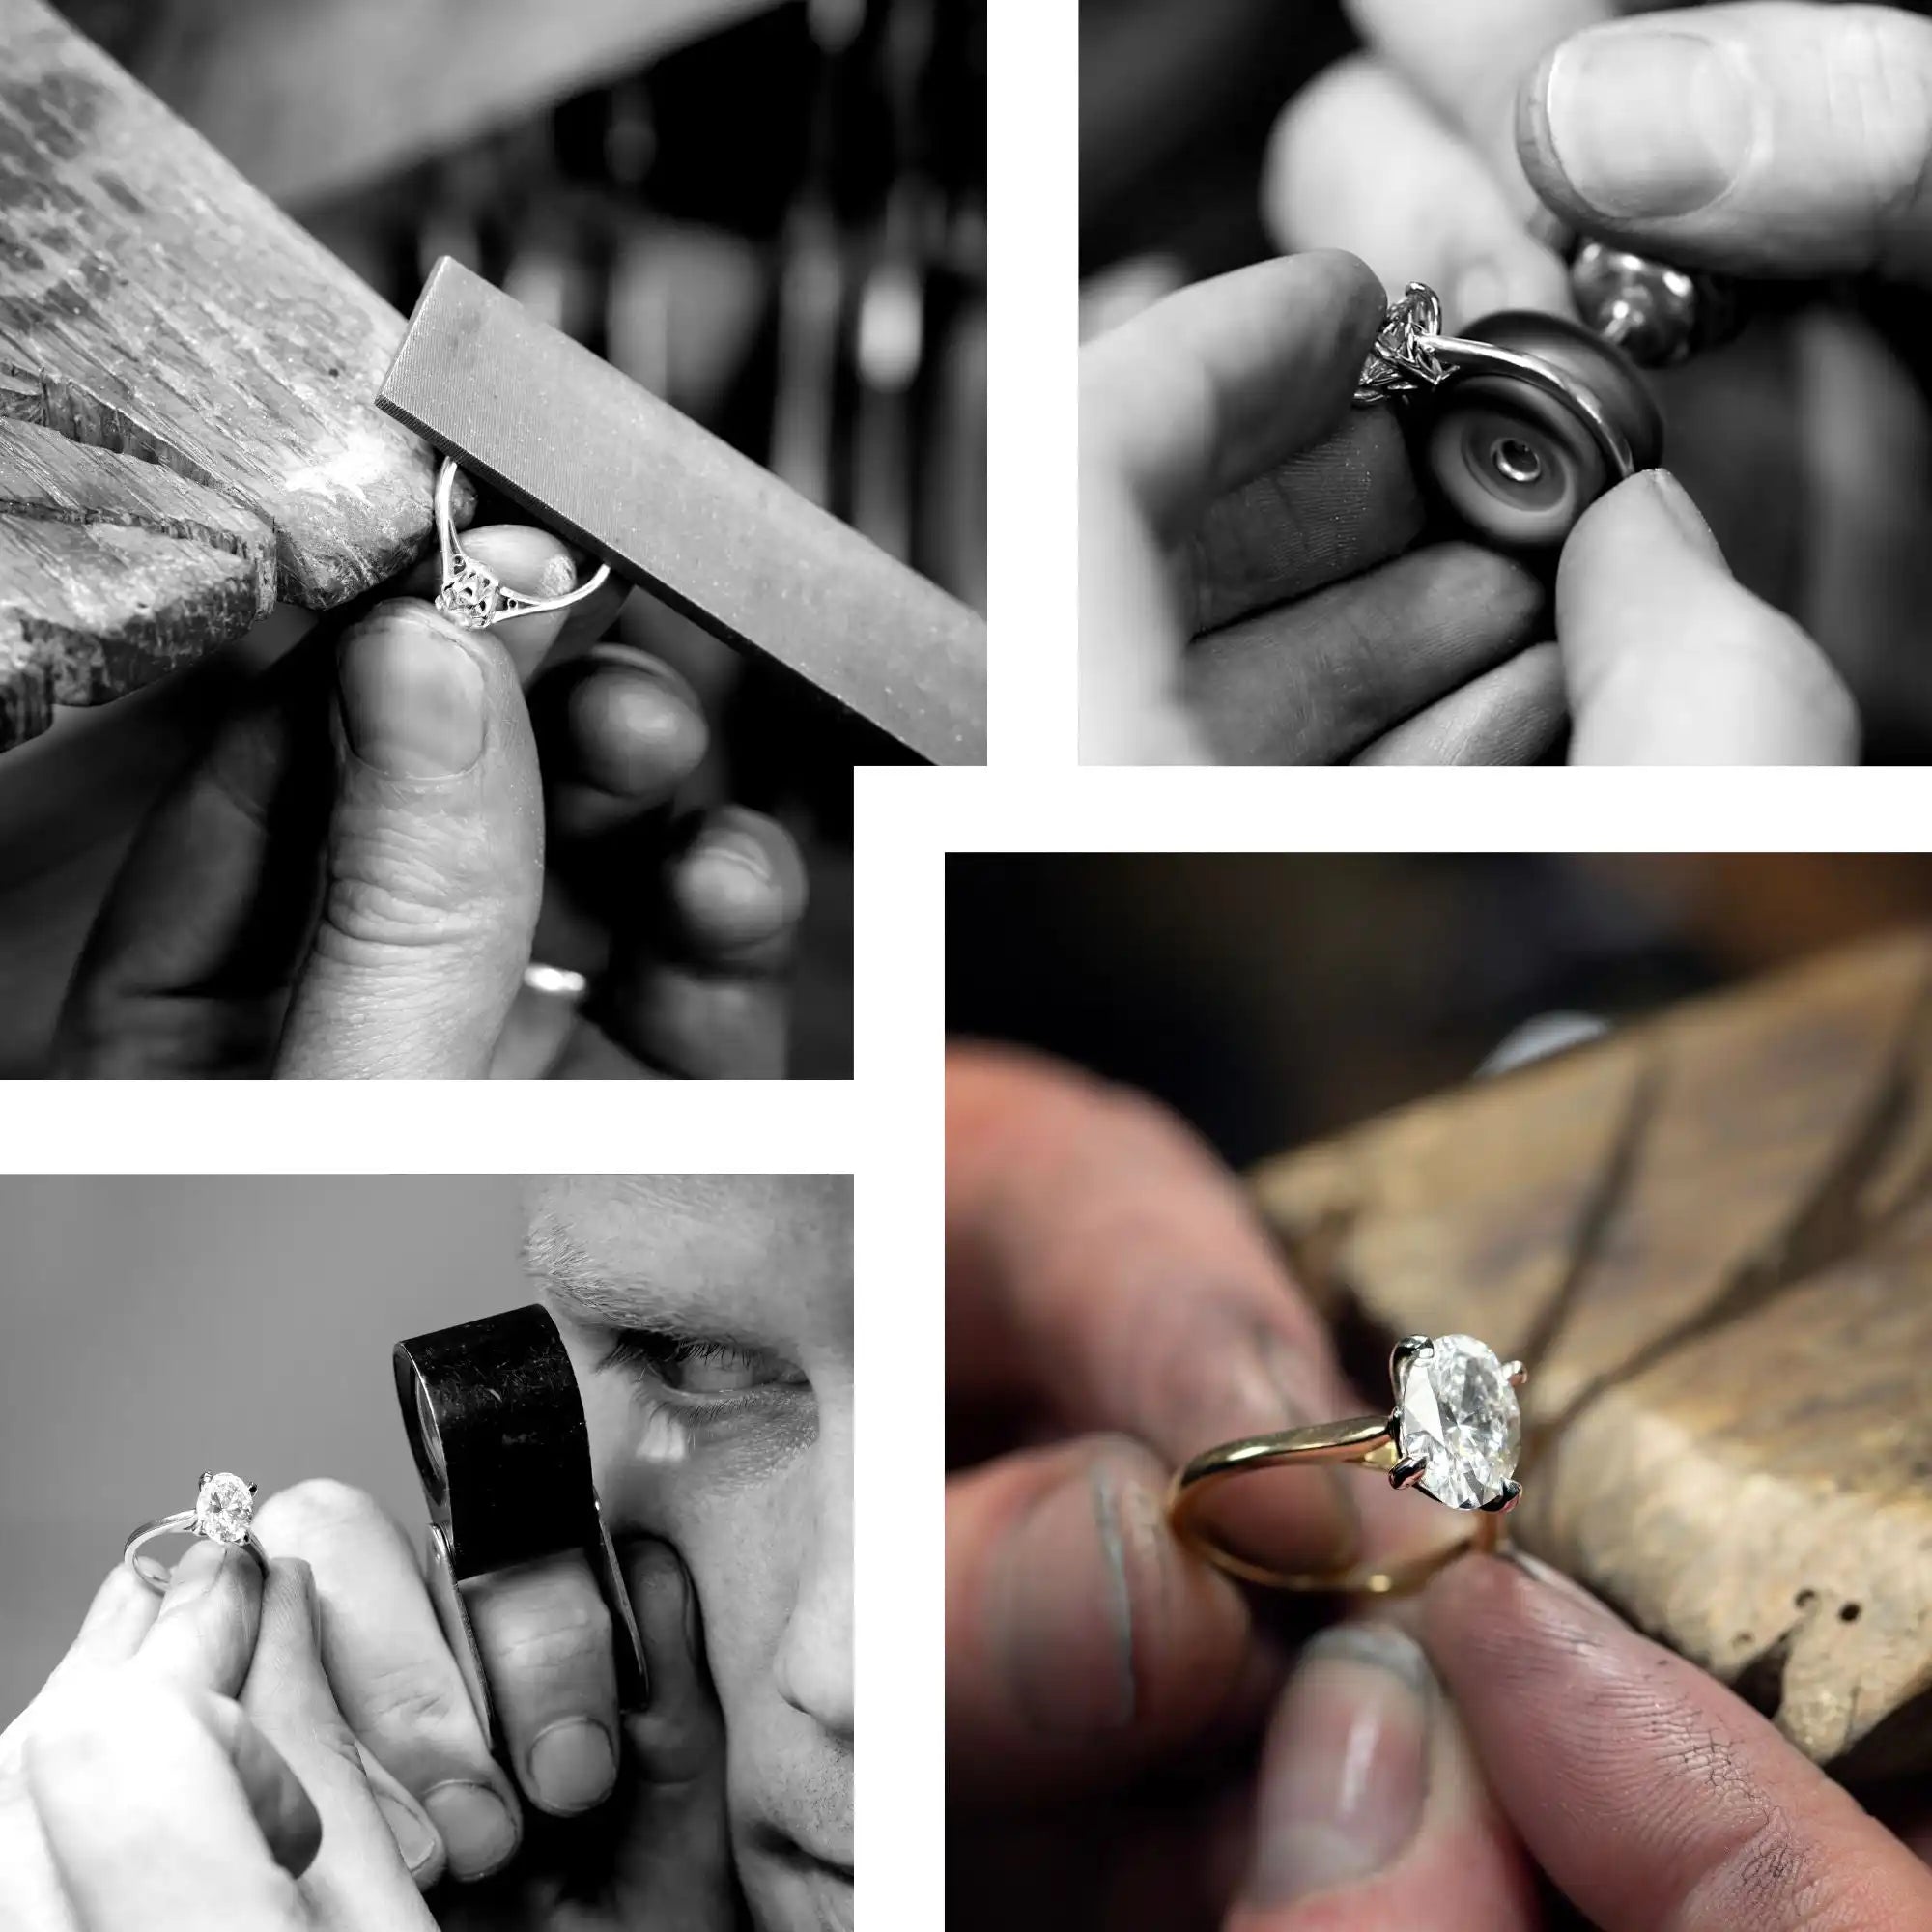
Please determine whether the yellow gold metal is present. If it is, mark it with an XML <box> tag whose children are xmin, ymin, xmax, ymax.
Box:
<box><xmin>1166</xmin><ymin>1412</ymin><xmax>1505</xmax><ymax>1595</ymax></box>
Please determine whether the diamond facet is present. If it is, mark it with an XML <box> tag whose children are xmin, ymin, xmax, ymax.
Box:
<box><xmin>193</xmin><ymin>1471</ymin><xmax>254</xmax><ymax>1545</ymax></box>
<box><xmin>436</xmin><ymin>559</ymin><xmax>504</xmax><ymax>629</ymax></box>
<box><xmin>1392</xmin><ymin>1336</ymin><xmax>1520</xmax><ymax>1510</ymax></box>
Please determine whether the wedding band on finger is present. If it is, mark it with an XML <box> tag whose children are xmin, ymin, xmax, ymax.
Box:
<box><xmin>1167</xmin><ymin>1333</ymin><xmax>1524</xmax><ymax>1595</ymax></box>
<box><xmin>433</xmin><ymin>457</ymin><xmax>612</xmax><ymax>630</ymax></box>
<box><xmin>122</xmin><ymin>1470</ymin><xmax>270</xmax><ymax>1592</ymax></box>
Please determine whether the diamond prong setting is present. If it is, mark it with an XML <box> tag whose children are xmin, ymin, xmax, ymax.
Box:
<box><xmin>1389</xmin><ymin>1334</ymin><xmax>1521</xmax><ymax>1511</ymax></box>
<box><xmin>436</xmin><ymin>558</ymin><xmax>507</xmax><ymax>630</ymax></box>
<box><xmin>192</xmin><ymin>1471</ymin><xmax>256</xmax><ymax>1546</ymax></box>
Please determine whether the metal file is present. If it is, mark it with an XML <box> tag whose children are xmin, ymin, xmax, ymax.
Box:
<box><xmin>378</xmin><ymin>259</ymin><xmax>986</xmax><ymax>764</ymax></box>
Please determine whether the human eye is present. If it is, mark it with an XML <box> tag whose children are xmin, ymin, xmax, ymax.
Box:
<box><xmin>598</xmin><ymin>1326</ymin><xmax>810</xmax><ymax>1417</ymax></box>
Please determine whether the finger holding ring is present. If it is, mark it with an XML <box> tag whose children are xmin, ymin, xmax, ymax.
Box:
<box><xmin>123</xmin><ymin>1471</ymin><xmax>270</xmax><ymax>1593</ymax></box>
<box><xmin>433</xmin><ymin>458</ymin><xmax>612</xmax><ymax>631</ymax></box>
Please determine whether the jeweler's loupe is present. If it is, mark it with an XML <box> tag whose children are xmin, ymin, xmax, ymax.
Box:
<box><xmin>393</xmin><ymin>1304</ymin><xmax>648</xmax><ymax>1748</ymax></box>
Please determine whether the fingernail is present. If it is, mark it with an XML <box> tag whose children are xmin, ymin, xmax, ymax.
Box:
<box><xmin>992</xmin><ymin>1458</ymin><xmax>1144</xmax><ymax>1734</ymax></box>
<box><xmin>538</xmin><ymin>551</ymin><xmax>578</xmax><ymax>599</ymax></box>
<box><xmin>526</xmin><ymin>1718</ymin><xmax>618</xmax><ymax>1815</ymax></box>
<box><xmin>1504</xmin><ymin>1548</ymin><xmax>1624</xmax><ymax>1623</ymax></box>
<box><xmin>1246</xmin><ymin>1625</ymin><xmax>1432</xmax><ymax>1906</ymax></box>
<box><xmin>1532</xmin><ymin>29</ymin><xmax>1759</xmax><ymax>219</ymax></box>
<box><xmin>339</xmin><ymin>608</ymin><xmax>488</xmax><ymax>780</ymax></box>
<box><xmin>159</xmin><ymin>1540</ymin><xmax>231</xmax><ymax>1607</ymax></box>
<box><xmin>686</xmin><ymin>827</ymin><xmax>772</xmax><ymax>897</ymax></box>
<box><xmin>423</xmin><ymin>1780</ymin><xmax>519</xmax><ymax>1879</ymax></box>
<box><xmin>376</xmin><ymin>1792</ymin><xmax>440</xmax><ymax>1877</ymax></box>
<box><xmin>1645</xmin><ymin>469</ymin><xmax>1725</xmax><ymax>564</ymax></box>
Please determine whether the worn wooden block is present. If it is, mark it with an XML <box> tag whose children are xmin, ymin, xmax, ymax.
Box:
<box><xmin>0</xmin><ymin>0</ymin><xmax>440</xmax><ymax>745</ymax></box>
<box><xmin>0</xmin><ymin>422</ymin><xmax>274</xmax><ymax>742</ymax></box>
<box><xmin>1252</xmin><ymin>930</ymin><xmax>1932</xmax><ymax>1780</ymax></box>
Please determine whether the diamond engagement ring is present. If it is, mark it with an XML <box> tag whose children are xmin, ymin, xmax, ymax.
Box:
<box><xmin>433</xmin><ymin>457</ymin><xmax>612</xmax><ymax>630</ymax></box>
<box><xmin>1167</xmin><ymin>1334</ymin><xmax>1524</xmax><ymax>1594</ymax></box>
<box><xmin>123</xmin><ymin>1471</ymin><xmax>270</xmax><ymax>1592</ymax></box>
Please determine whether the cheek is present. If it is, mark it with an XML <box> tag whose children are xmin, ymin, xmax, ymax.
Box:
<box><xmin>668</xmin><ymin>1488</ymin><xmax>795</xmax><ymax>1728</ymax></box>
<box><xmin>572</xmin><ymin>1368</ymin><xmax>804</xmax><ymax>1728</ymax></box>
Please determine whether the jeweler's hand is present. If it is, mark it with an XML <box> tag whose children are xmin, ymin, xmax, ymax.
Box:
<box><xmin>1081</xmin><ymin>249</ymin><xmax>1569</xmax><ymax>763</ymax></box>
<box><xmin>1080</xmin><ymin>248</ymin><xmax>1854</xmax><ymax>763</ymax></box>
<box><xmin>1264</xmin><ymin>1</ymin><xmax>1932</xmax><ymax>315</ymax></box>
<box><xmin>0</xmin><ymin>1544</ymin><xmax>435</xmax><ymax>1929</ymax></box>
<box><xmin>945</xmin><ymin>1044</ymin><xmax>1537</xmax><ymax>1928</ymax></box>
<box><xmin>249</xmin><ymin>1481</ymin><xmax>733</xmax><ymax>1930</ymax></box>
<box><xmin>1412</xmin><ymin>1550</ymin><xmax>1932</xmax><ymax>1928</ymax></box>
<box><xmin>1509</xmin><ymin>3</ymin><xmax>1932</xmax><ymax>286</ymax></box>
<box><xmin>52</xmin><ymin>526</ymin><xmax>805</xmax><ymax>1079</ymax></box>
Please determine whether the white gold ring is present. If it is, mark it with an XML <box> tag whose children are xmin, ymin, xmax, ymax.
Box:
<box><xmin>434</xmin><ymin>458</ymin><xmax>612</xmax><ymax>630</ymax></box>
<box><xmin>123</xmin><ymin>1471</ymin><xmax>270</xmax><ymax>1593</ymax></box>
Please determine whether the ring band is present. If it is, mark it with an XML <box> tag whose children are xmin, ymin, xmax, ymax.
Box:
<box><xmin>434</xmin><ymin>458</ymin><xmax>613</xmax><ymax>630</ymax></box>
<box><xmin>1168</xmin><ymin>1334</ymin><xmax>1525</xmax><ymax>1595</ymax></box>
<box><xmin>123</xmin><ymin>1471</ymin><xmax>269</xmax><ymax>1593</ymax></box>
<box><xmin>1353</xmin><ymin>281</ymin><xmax>1636</xmax><ymax>484</ymax></box>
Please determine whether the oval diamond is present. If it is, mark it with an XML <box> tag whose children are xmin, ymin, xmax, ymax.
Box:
<box><xmin>1393</xmin><ymin>1336</ymin><xmax>1520</xmax><ymax>1509</ymax></box>
<box><xmin>193</xmin><ymin>1471</ymin><xmax>255</xmax><ymax>1544</ymax></box>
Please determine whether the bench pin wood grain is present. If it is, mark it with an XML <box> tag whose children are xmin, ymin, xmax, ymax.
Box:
<box><xmin>1252</xmin><ymin>930</ymin><xmax>1932</xmax><ymax>1782</ymax></box>
<box><xmin>0</xmin><ymin>0</ymin><xmax>439</xmax><ymax>749</ymax></box>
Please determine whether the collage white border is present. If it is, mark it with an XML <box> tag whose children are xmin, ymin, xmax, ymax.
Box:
<box><xmin>2</xmin><ymin>0</ymin><xmax>1915</xmax><ymax>1918</ymax></box>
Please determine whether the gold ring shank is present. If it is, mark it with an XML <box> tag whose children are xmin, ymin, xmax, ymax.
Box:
<box><xmin>1167</xmin><ymin>1413</ymin><xmax>1502</xmax><ymax>1595</ymax></box>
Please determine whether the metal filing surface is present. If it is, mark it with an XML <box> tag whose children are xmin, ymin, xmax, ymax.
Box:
<box><xmin>379</xmin><ymin>259</ymin><xmax>986</xmax><ymax>764</ymax></box>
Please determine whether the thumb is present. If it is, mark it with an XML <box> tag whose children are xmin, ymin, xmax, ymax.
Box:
<box><xmin>1558</xmin><ymin>469</ymin><xmax>1858</xmax><ymax>764</ymax></box>
<box><xmin>606</xmin><ymin>1541</ymin><xmax>734</xmax><ymax>1928</ymax></box>
<box><xmin>274</xmin><ymin>597</ymin><xmax>544</xmax><ymax>1076</ymax></box>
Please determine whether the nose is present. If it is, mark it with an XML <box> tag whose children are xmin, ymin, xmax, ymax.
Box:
<box><xmin>773</xmin><ymin>1430</ymin><xmax>853</xmax><ymax>1743</ymax></box>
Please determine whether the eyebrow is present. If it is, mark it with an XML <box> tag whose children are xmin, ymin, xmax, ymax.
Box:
<box><xmin>524</xmin><ymin>1215</ymin><xmax>744</xmax><ymax>1343</ymax></box>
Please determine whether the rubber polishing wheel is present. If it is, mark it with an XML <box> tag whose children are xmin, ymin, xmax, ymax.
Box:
<box><xmin>1419</xmin><ymin>311</ymin><xmax>1663</xmax><ymax>550</ymax></box>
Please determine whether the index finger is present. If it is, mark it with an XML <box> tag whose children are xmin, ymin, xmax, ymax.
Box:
<box><xmin>1080</xmin><ymin>251</ymin><xmax>1387</xmax><ymax>540</ymax></box>
<box><xmin>134</xmin><ymin>1541</ymin><xmax>264</xmax><ymax>1697</ymax></box>
<box><xmin>948</xmin><ymin>1045</ymin><xmax>1361</xmax><ymax>1488</ymax></box>
<box><xmin>27</xmin><ymin>1672</ymin><xmax>316</xmax><ymax>1931</ymax></box>
<box><xmin>1422</xmin><ymin>1553</ymin><xmax>1932</xmax><ymax>1930</ymax></box>
<box><xmin>1557</xmin><ymin>469</ymin><xmax>1856</xmax><ymax>764</ymax></box>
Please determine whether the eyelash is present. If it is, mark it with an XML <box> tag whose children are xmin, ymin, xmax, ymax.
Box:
<box><xmin>598</xmin><ymin>1327</ymin><xmax>808</xmax><ymax>1415</ymax></box>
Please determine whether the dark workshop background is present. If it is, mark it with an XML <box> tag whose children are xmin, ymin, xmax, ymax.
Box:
<box><xmin>947</xmin><ymin>854</ymin><xmax>1932</xmax><ymax>1167</ymax></box>
<box><xmin>1081</xmin><ymin>0</ymin><xmax>1932</xmax><ymax>761</ymax></box>
<box><xmin>0</xmin><ymin>0</ymin><xmax>985</xmax><ymax>1073</ymax></box>
<box><xmin>0</xmin><ymin>1177</ymin><xmax>530</xmax><ymax>1724</ymax></box>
